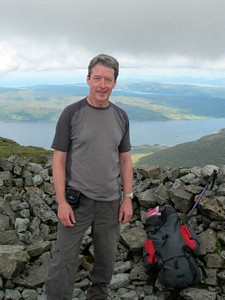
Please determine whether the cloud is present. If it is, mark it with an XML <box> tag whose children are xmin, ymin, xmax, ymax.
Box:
<box><xmin>0</xmin><ymin>38</ymin><xmax>91</xmax><ymax>74</ymax></box>
<box><xmin>0</xmin><ymin>0</ymin><xmax>225</xmax><ymax>76</ymax></box>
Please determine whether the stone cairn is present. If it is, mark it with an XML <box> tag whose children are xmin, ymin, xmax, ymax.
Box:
<box><xmin>1</xmin><ymin>155</ymin><xmax>225</xmax><ymax>300</ymax></box>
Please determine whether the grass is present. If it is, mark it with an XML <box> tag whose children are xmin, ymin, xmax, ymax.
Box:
<box><xmin>131</xmin><ymin>144</ymin><xmax>167</xmax><ymax>166</ymax></box>
<box><xmin>131</xmin><ymin>153</ymin><xmax>149</xmax><ymax>165</ymax></box>
<box><xmin>0</xmin><ymin>137</ymin><xmax>52</xmax><ymax>160</ymax></box>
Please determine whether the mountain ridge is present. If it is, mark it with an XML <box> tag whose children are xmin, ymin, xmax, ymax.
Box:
<box><xmin>136</xmin><ymin>128</ymin><xmax>225</xmax><ymax>168</ymax></box>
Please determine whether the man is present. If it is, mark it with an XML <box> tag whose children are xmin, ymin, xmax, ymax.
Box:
<box><xmin>46</xmin><ymin>54</ymin><xmax>133</xmax><ymax>300</ymax></box>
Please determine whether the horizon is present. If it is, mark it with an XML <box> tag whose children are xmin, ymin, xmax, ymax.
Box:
<box><xmin>1</xmin><ymin>68</ymin><xmax>225</xmax><ymax>88</ymax></box>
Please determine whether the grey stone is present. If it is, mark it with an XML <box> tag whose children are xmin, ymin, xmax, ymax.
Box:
<box><xmin>203</xmin><ymin>268</ymin><xmax>218</xmax><ymax>286</ymax></box>
<box><xmin>23</xmin><ymin>171</ymin><xmax>34</xmax><ymax>186</ymax></box>
<box><xmin>0</xmin><ymin>171</ymin><xmax>13</xmax><ymax>186</ymax></box>
<box><xmin>200</xmin><ymin>196</ymin><xmax>225</xmax><ymax>221</ymax></box>
<box><xmin>13</xmin><ymin>252</ymin><xmax>51</xmax><ymax>288</ymax></box>
<box><xmin>0</xmin><ymin>229</ymin><xmax>22</xmax><ymax>245</ymax></box>
<box><xmin>29</xmin><ymin>163</ymin><xmax>44</xmax><ymax>174</ymax></box>
<box><xmin>0</xmin><ymin>158</ymin><xmax>13</xmax><ymax>171</ymax></box>
<box><xmin>169</xmin><ymin>187</ymin><xmax>193</xmax><ymax>213</ymax></box>
<box><xmin>0</xmin><ymin>291</ymin><xmax>4</xmax><ymax>300</ymax></box>
<box><xmin>136</xmin><ymin>165</ymin><xmax>161</xmax><ymax>180</ymax></box>
<box><xmin>205</xmin><ymin>253</ymin><xmax>223</xmax><ymax>268</ymax></box>
<box><xmin>110</xmin><ymin>274</ymin><xmax>130</xmax><ymax>290</ymax></box>
<box><xmin>28</xmin><ymin>193</ymin><xmax>58</xmax><ymax>223</ymax></box>
<box><xmin>0</xmin><ymin>245</ymin><xmax>29</xmax><ymax>279</ymax></box>
<box><xmin>43</xmin><ymin>182</ymin><xmax>55</xmax><ymax>195</ymax></box>
<box><xmin>154</xmin><ymin>183</ymin><xmax>168</xmax><ymax>206</ymax></box>
<box><xmin>138</xmin><ymin>188</ymin><xmax>157</xmax><ymax>208</ymax></box>
<box><xmin>113</xmin><ymin>261</ymin><xmax>132</xmax><ymax>274</ymax></box>
<box><xmin>5</xmin><ymin>289</ymin><xmax>21</xmax><ymax>300</ymax></box>
<box><xmin>0</xmin><ymin>214</ymin><xmax>10</xmax><ymax>231</ymax></box>
<box><xmin>218</xmin><ymin>231</ymin><xmax>225</xmax><ymax>245</ymax></box>
<box><xmin>134</xmin><ymin>178</ymin><xmax>152</xmax><ymax>193</ymax></box>
<box><xmin>33</xmin><ymin>174</ymin><xmax>44</xmax><ymax>186</ymax></box>
<box><xmin>39</xmin><ymin>169</ymin><xmax>50</xmax><ymax>181</ymax></box>
<box><xmin>22</xmin><ymin>289</ymin><xmax>39</xmax><ymax>300</ymax></box>
<box><xmin>199</xmin><ymin>229</ymin><xmax>218</xmax><ymax>255</ymax></box>
<box><xmin>15</xmin><ymin>218</ymin><xmax>30</xmax><ymax>232</ymax></box>
<box><xmin>13</xmin><ymin>177</ymin><xmax>24</xmax><ymax>187</ymax></box>
<box><xmin>120</xmin><ymin>227</ymin><xmax>147</xmax><ymax>253</ymax></box>
<box><xmin>180</xmin><ymin>287</ymin><xmax>217</xmax><ymax>300</ymax></box>
<box><xmin>26</xmin><ymin>241</ymin><xmax>51</xmax><ymax>257</ymax></box>
<box><xmin>19</xmin><ymin>208</ymin><xmax>31</xmax><ymax>218</ymax></box>
<box><xmin>129</xmin><ymin>264</ymin><xmax>149</xmax><ymax>281</ymax></box>
<box><xmin>13</xmin><ymin>164</ymin><xmax>23</xmax><ymax>176</ymax></box>
<box><xmin>217</xmin><ymin>269</ymin><xmax>225</xmax><ymax>280</ymax></box>
<box><xmin>202</xmin><ymin>165</ymin><xmax>219</xmax><ymax>177</ymax></box>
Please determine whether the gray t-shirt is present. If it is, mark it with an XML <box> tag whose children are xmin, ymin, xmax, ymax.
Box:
<box><xmin>52</xmin><ymin>98</ymin><xmax>131</xmax><ymax>201</ymax></box>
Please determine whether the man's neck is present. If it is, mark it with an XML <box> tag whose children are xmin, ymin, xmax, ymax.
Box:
<box><xmin>86</xmin><ymin>96</ymin><xmax>110</xmax><ymax>108</ymax></box>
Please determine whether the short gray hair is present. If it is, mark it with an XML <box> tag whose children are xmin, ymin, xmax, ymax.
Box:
<box><xmin>88</xmin><ymin>54</ymin><xmax>119</xmax><ymax>80</ymax></box>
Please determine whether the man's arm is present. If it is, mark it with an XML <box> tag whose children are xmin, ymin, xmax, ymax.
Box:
<box><xmin>118</xmin><ymin>151</ymin><xmax>133</xmax><ymax>224</ymax></box>
<box><xmin>52</xmin><ymin>150</ymin><xmax>76</xmax><ymax>227</ymax></box>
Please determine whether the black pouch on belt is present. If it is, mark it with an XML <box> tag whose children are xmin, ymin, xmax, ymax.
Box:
<box><xmin>65</xmin><ymin>187</ymin><xmax>81</xmax><ymax>208</ymax></box>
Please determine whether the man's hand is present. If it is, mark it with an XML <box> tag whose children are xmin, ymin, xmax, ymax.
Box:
<box><xmin>119</xmin><ymin>197</ymin><xmax>133</xmax><ymax>224</ymax></box>
<box><xmin>57</xmin><ymin>201</ymin><xmax>76</xmax><ymax>227</ymax></box>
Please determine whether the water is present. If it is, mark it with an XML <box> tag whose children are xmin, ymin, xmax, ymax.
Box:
<box><xmin>130</xmin><ymin>119</ymin><xmax>225</xmax><ymax>146</ymax></box>
<box><xmin>0</xmin><ymin>122</ymin><xmax>56</xmax><ymax>150</ymax></box>
<box><xmin>0</xmin><ymin>119</ymin><xmax>224</xmax><ymax>150</ymax></box>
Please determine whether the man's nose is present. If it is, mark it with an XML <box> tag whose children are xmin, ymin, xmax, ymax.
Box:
<box><xmin>99</xmin><ymin>78</ymin><xmax>106</xmax><ymax>87</ymax></box>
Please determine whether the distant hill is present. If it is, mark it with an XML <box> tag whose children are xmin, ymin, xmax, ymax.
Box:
<box><xmin>136</xmin><ymin>129</ymin><xmax>225</xmax><ymax>168</ymax></box>
<box><xmin>115</xmin><ymin>82</ymin><xmax>225</xmax><ymax>119</ymax></box>
<box><xmin>0</xmin><ymin>82</ymin><xmax>225</xmax><ymax>122</ymax></box>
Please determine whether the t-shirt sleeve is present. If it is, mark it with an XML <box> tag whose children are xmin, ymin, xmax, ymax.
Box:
<box><xmin>118</xmin><ymin>113</ymin><xmax>131</xmax><ymax>153</ymax></box>
<box><xmin>51</xmin><ymin>107</ymin><xmax>71</xmax><ymax>152</ymax></box>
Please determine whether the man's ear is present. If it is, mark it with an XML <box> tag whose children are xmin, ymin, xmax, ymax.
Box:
<box><xmin>86</xmin><ymin>75</ymin><xmax>90</xmax><ymax>86</ymax></box>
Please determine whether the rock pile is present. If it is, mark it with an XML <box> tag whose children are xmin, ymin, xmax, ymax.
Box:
<box><xmin>1</xmin><ymin>155</ymin><xmax>225</xmax><ymax>299</ymax></box>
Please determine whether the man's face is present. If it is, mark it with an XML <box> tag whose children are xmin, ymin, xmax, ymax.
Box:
<box><xmin>86</xmin><ymin>64</ymin><xmax>117</xmax><ymax>107</ymax></box>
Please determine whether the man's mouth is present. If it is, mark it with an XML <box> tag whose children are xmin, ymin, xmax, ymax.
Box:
<box><xmin>98</xmin><ymin>90</ymin><xmax>107</xmax><ymax>95</ymax></box>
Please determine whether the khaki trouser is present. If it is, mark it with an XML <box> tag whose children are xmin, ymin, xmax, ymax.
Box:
<box><xmin>45</xmin><ymin>195</ymin><xmax>121</xmax><ymax>300</ymax></box>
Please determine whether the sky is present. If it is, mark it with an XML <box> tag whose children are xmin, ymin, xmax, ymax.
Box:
<box><xmin>0</xmin><ymin>0</ymin><xmax>225</xmax><ymax>86</ymax></box>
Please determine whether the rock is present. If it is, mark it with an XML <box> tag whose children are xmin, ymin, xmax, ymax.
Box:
<box><xmin>28</xmin><ymin>193</ymin><xmax>58</xmax><ymax>223</ymax></box>
<box><xmin>180</xmin><ymin>287</ymin><xmax>217</xmax><ymax>300</ymax></box>
<box><xmin>26</xmin><ymin>241</ymin><xmax>51</xmax><ymax>257</ymax></box>
<box><xmin>13</xmin><ymin>252</ymin><xmax>51</xmax><ymax>288</ymax></box>
<box><xmin>32</xmin><ymin>174</ymin><xmax>44</xmax><ymax>186</ymax></box>
<box><xmin>138</xmin><ymin>188</ymin><xmax>157</xmax><ymax>208</ymax></box>
<box><xmin>136</xmin><ymin>165</ymin><xmax>161</xmax><ymax>179</ymax></box>
<box><xmin>22</xmin><ymin>289</ymin><xmax>39</xmax><ymax>300</ymax></box>
<box><xmin>5</xmin><ymin>289</ymin><xmax>21</xmax><ymax>300</ymax></box>
<box><xmin>0</xmin><ymin>245</ymin><xmax>29</xmax><ymax>279</ymax></box>
<box><xmin>1</xmin><ymin>157</ymin><xmax>225</xmax><ymax>299</ymax></box>
<box><xmin>204</xmin><ymin>253</ymin><xmax>223</xmax><ymax>268</ymax></box>
<box><xmin>199</xmin><ymin>229</ymin><xmax>218</xmax><ymax>255</ymax></box>
<box><xmin>120</xmin><ymin>227</ymin><xmax>147</xmax><ymax>253</ymax></box>
<box><xmin>169</xmin><ymin>187</ymin><xmax>194</xmax><ymax>213</ymax></box>
<box><xmin>110</xmin><ymin>273</ymin><xmax>130</xmax><ymax>289</ymax></box>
